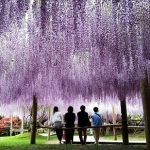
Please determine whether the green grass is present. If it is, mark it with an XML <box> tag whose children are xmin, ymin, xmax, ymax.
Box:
<box><xmin>0</xmin><ymin>133</ymin><xmax>56</xmax><ymax>145</ymax></box>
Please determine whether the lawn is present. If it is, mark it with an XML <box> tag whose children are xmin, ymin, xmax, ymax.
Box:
<box><xmin>0</xmin><ymin>133</ymin><xmax>56</xmax><ymax>145</ymax></box>
<box><xmin>0</xmin><ymin>132</ymin><xmax>146</xmax><ymax>150</ymax></box>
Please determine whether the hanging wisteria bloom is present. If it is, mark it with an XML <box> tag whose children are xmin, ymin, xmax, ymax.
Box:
<box><xmin>0</xmin><ymin>0</ymin><xmax>149</xmax><ymax>108</ymax></box>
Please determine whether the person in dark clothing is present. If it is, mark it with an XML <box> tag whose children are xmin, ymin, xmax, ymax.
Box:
<box><xmin>77</xmin><ymin>105</ymin><xmax>90</xmax><ymax>145</ymax></box>
<box><xmin>64</xmin><ymin>106</ymin><xmax>76</xmax><ymax>144</ymax></box>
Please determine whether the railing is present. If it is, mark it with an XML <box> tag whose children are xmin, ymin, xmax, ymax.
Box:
<box><xmin>37</xmin><ymin>124</ymin><xmax>145</xmax><ymax>142</ymax></box>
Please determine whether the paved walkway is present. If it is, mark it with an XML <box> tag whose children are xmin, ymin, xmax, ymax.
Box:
<box><xmin>40</xmin><ymin>133</ymin><xmax>146</xmax><ymax>145</ymax></box>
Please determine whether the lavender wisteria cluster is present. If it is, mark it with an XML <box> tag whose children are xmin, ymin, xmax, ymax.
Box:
<box><xmin>0</xmin><ymin>0</ymin><xmax>149</xmax><ymax>106</ymax></box>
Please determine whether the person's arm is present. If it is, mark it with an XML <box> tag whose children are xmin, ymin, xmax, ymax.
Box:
<box><xmin>58</xmin><ymin>112</ymin><xmax>63</xmax><ymax>121</ymax></box>
<box><xmin>51</xmin><ymin>113</ymin><xmax>57</xmax><ymax>125</ymax></box>
<box><xmin>64</xmin><ymin>114</ymin><xmax>67</xmax><ymax>123</ymax></box>
<box><xmin>86</xmin><ymin>113</ymin><xmax>90</xmax><ymax>125</ymax></box>
<box><xmin>73</xmin><ymin>113</ymin><xmax>76</xmax><ymax>122</ymax></box>
<box><xmin>77</xmin><ymin>112</ymin><xmax>79</xmax><ymax>123</ymax></box>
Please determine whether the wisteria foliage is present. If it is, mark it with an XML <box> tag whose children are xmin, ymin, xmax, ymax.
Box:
<box><xmin>0</xmin><ymin>0</ymin><xmax>150</xmax><ymax>105</ymax></box>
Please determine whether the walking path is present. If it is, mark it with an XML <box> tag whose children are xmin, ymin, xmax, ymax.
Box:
<box><xmin>40</xmin><ymin>133</ymin><xmax>146</xmax><ymax>145</ymax></box>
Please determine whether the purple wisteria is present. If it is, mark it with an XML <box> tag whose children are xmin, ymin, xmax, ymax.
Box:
<box><xmin>0</xmin><ymin>0</ymin><xmax>150</xmax><ymax>105</ymax></box>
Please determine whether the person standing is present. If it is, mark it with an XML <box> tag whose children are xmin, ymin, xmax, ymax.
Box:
<box><xmin>77</xmin><ymin>105</ymin><xmax>90</xmax><ymax>145</ymax></box>
<box><xmin>51</xmin><ymin>106</ymin><xmax>63</xmax><ymax>144</ymax></box>
<box><xmin>91</xmin><ymin>107</ymin><xmax>102</xmax><ymax>145</ymax></box>
<box><xmin>64</xmin><ymin>106</ymin><xmax>76</xmax><ymax>144</ymax></box>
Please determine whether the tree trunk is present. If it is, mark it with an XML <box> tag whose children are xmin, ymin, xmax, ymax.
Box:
<box><xmin>105</xmin><ymin>111</ymin><xmax>109</xmax><ymax>135</ymax></box>
<box><xmin>141</xmin><ymin>71</ymin><xmax>150</xmax><ymax>150</ymax></box>
<box><xmin>21</xmin><ymin>116</ymin><xmax>24</xmax><ymax>134</ymax></box>
<box><xmin>30</xmin><ymin>95</ymin><xmax>37</xmax><ymax>144</ymax></box>
<box><xmin>112</xmin><ymin>105</ymin><xmax>117</xmax><ymax>140</ymax></box>
<box><xmin>120</xmin><ymin>98</ymin><xmax>129</xmax><ymax>145</ymax></box>
<box><xmin>47</xmin><ymin>106</ymin><xmax>51</xmax><ymax>141</ymax></box>
<box><xmin>10</xmin><ymin>115</ymin><xmax>13</xmax><ymax>136</ymax></box>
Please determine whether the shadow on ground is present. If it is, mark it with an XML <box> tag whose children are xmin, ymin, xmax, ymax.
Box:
<box><xmin>0</xmin><ymin>144</ymin><xmax>146</xmax><ymax>150</ymax></box>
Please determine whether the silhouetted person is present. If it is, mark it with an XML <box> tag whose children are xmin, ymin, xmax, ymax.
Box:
<box><xmin>64</xmin><ymin>106</ymin><xmax>76</xmax><ymax>144</ymax></box>
<box><xmin>77</xmin><ymin>105</ymin><xmax>90</xmax><ymax>145</ymax></box>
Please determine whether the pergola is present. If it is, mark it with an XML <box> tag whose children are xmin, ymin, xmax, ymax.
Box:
<box><xmin>0</xmin><ymin>0</ymin><xmax>150</xmax><ymax>149</ymax></box>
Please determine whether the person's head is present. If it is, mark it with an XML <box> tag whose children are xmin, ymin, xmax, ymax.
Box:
<box><xmin>68</xmin><ymin>106</ymin><xmax>73</xmax><ymax>113</ymax></box>
<box><xmin>93</xmin><ymin>107</ymin><xmax>99</xmax><ymax>112</ymax></box>
<box><xmin>53</xmin><ymin>106</ymin><xmax>58</xmax><ymax>114</ymax></box>
<box><xmin>80</xmin><ymin>105</ymin><xmax>85</xmax><ymax>111</ymax></box>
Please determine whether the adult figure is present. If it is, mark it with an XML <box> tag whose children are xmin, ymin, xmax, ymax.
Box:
<box><xmin>51</xmin><ymin>106</ymin><xmax>63</xmax><ymax>144</ymax></box>
<box><xmin>77</xmin><ymin>105</ymin><xmax>90</xmax><ymax>145</ymax></box>
<box><xmin>91</xmin><ymin>107</ymin><xmax>102</xmax><ymax>145</ymax></box>
<box><xmin>64</xmin><ymin>106</ymin><xmax>76</xmax><ymax>144</ymax></box>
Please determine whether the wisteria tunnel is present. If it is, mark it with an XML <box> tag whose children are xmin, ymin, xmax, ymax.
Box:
<box><xmin>0</xmin><ymin>0</ymin><xmax>150</xmax><ymax>149</ymax></box>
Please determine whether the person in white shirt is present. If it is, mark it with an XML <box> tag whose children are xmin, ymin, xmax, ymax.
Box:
<box><xmin>51</xmin><ymin>106</ymin><xmax>63</xmax><ymax>144</ymax></box>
